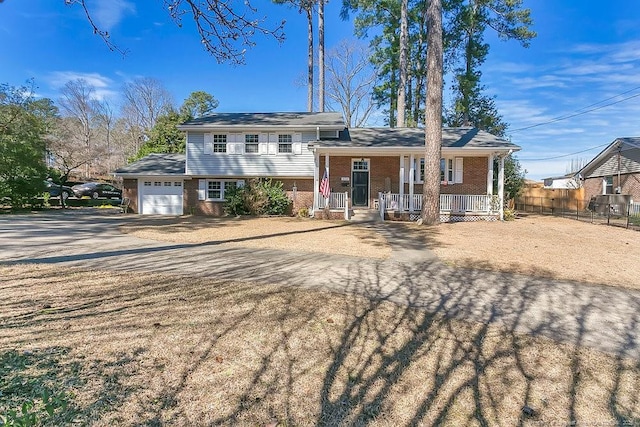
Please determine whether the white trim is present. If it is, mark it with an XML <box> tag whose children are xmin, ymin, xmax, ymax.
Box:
<box><xmin>399</xmin><ymin>155</ymin><xmax>405</xmax><ymax>212</ymax></box>
<box><xmin>487</xmin><ymin>154</ymin><xmax>494</xmax><ymax>195</ymax></box>
<box><xmin>351</xmin><ymin>158</ymin><xmax>370</xmax><ymax>207</ymax></box>
<box><xmin>203</xmin><ymin>179</ymin><xmax>238</xmax><ymax>201</ymax></box>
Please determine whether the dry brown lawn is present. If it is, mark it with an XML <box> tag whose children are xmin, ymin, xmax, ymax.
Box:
<box><xmin>427</xmin><ymin>215</ymin><xmax>640</xmax><ymax>289</ymax></box>
<box><xmin>120</xmin><ymin>216</ymin><xmax>392</xmax><ymax>259</ymax></box>
<box><xmin>121</xmin><ymin>214</ymin><xmax>640</xmax><ymax>289</ymax></box>
<box><xmin>2</xmin><ymin>264</ymin><xmax>639</xmax><ymax>426</ymax></box>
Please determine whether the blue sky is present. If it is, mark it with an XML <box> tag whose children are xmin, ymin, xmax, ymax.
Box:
<box><xmin>1</xmin><ymin>0</ymin><xmax>640</xmax><ymax>180</ymax></box>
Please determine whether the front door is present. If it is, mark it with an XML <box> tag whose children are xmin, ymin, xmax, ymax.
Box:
<box><xmin>352</xmin><ymin>159</ymin><xmax>369</xmax><ymax>207</ymax></box>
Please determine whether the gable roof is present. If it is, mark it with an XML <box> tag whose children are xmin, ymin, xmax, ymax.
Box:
<box><xmin>114</xmin><ymin>153</ymin><xmax>185</xmax><ymax>176</ymax></box>
<box><xmin>178</xmin><ymin>112</ymin><xmax>346</xmax><ymax>129</ymax></box>
<box><xmin>579</xmin><ymin>137</ymin><xmax>640</xmax><ymax>178</ymax></box>
<box><xmin>310</xmin><ymin>127</ymin><xmax>519</xmax><ymax>151</ymax></box>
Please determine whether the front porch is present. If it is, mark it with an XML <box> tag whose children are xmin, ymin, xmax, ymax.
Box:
<box><xmin>315</xmin><ymin>192</ymin><xmax>501</xmax><ymax>222</ymax></box>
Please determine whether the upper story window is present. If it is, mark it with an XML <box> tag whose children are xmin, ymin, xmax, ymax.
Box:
<box><xmin>245</xmin><ymin>134</ymin><xmax>259</xmax><ymax>154</ymax></box>
<box><xmin>278</xmin><ymin>134</ymin><xmax>292</xmax><ymax>153</ymax></box>
<box><xmin>213</xmin><ymin>134</ymin><xmax>227</xmax><ymax>153</ymax></box>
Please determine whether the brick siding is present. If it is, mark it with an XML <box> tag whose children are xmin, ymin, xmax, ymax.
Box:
<box><xmin>584</xmin><ymin>173</ymin><xmax>640</xmax><ymax>200</ymax></box>
<box><xmin>122</xmin><ymin>179</ymin><xmax>138</xmax><ymax>213</ymax></box>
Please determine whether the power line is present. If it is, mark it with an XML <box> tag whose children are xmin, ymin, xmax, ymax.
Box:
<box><xmin>510</xmin><ymin>86</ymin><xmax>640</xmax><ymax>133</ymax></box>
<box><xmin>519</xmin><ymin>142</ymin><xmax>610</xmax><ymax>161</ymax></box>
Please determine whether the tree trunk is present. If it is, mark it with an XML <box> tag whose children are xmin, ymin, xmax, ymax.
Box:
<box><xmin>307</xmin><ymin>7</ymin><xmax>314</xmax><ymax>112</ymax></box>
<box><xmin>396</xmin><ymin>0</ymin><xmax>408</xmax><ymax>127</ymax></box>
<box><xmin>318</xmin><ymin>0</ymin><xmax>325</xmax><ymax>112</ymax></box>
<box><xmin>422</xmin><ymin>0</ymin><xmax>443</xmax><ymax>225</ymax></box>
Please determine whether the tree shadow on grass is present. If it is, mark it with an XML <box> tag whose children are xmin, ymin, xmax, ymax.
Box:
<box><xmin>2</xmin><ymin>259</ymin><xmax>640</xmax><ymax>425</ymax></box>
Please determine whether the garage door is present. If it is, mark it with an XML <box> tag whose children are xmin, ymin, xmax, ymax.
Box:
<box><xmin>139</xmin><ymin>180</ymin><xmax>183</xmax><ymax>215</ymax></box>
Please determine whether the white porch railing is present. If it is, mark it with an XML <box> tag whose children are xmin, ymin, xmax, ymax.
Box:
<box><xmin>378</xmin><ymin>193</ymin><xmax>500</xmax><ymax>214</ymax></box>
<box><xmin>631</xmin><ymin>202</ymin><xmax>640</xmax><ymax>216</ymax></box>
<box><xmin>317</xmin><ymin>192</ymin><xmax>349</xmax><ymax>219</ymax></box>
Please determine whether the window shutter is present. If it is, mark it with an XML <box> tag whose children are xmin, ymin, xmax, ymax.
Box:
<box><xmin>454</xmin><ymin>157</ymin><xmax>463</xmax><ymax>183</ymax></box>
<box><xmin>268</xmin><ymin>133</ymin><xmax>277</xmax><ymax>155</ymax></box>
<box><xmin>198</xmin><ymin>179</ymin><xmax>206</xmax><ymax>200</ymax></box>
<box><xmin>292</xmin><ymin>142</ymin><xmax>302</xmax><ymax>155</ymax></box>
<box><xmin>204</xmin><ymin>133</ymin><xmax>213</xmax><ymax>154</ymax></box>
<box><xmin>258</xmin><ymin>133</ymin><xmax>268</xmax><ymax>154</ymax></box>
<box><xmin>293</xmin><ymin>132</ymin><xmax>302</xmax><ymax>143</ymax></box>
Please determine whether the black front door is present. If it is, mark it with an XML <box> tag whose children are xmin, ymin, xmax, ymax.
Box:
<box><xmin>352</xmin><ymin>171</ymin><xmax>369</xmax><ymax>206</ymax></box>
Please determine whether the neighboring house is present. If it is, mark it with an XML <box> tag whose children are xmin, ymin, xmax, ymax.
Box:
<box><xmin>579</xmin><ymin>137</ymin><xmax>640</xmax><ymax>201</ymax></box>
<box><xmin>115</xmin><ymin>112</ymin><xmax>520</xmax><ymax>221</ymax></box>
<box><xmin>543</xmin><ymin>173</ymin><xmax>581</xmax><ymax>189</ymax></box>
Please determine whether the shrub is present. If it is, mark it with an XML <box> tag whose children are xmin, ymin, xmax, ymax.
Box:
<box><xmin>223</xmin><ymin>178</ymin><xmax>291</xmax><ymax>216</ymax></box>
<box><xmin>503</xmin><ymin>208</ymin><xmax>516</xmax><ymax>221</ymax></box>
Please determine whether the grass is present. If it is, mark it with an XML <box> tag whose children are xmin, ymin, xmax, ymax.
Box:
<box><xmin>1</xmin><ymin>264</ymin><xmax>639</xmax><ymax>426</ymax></box>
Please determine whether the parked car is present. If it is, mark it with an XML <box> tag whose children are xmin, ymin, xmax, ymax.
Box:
<box><xmin>72</xmin><ymin>182</ymin><xmax>122</xmax><ymax>199</ymax></box>
<box><xmin>44</xmin><ymin>181</ymin><xmax>74</xmax><ymax>200</ymax></box>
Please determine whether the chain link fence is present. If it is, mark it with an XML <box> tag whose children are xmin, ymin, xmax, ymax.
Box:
<box><xmin>514</xmin><ymin>196</ymin><xmax>640</xmax><ymax>230</ymax></box>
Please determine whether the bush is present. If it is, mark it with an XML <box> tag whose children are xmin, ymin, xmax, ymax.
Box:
<box><xmin>223</xmin><ymin>178</ymin><xmax>291</xmax><ymax>216</ymax></box>
<box><xmin>503</xmin><ymin>208</ymin><xmax>516</xmax><ymax>221</ymax></box>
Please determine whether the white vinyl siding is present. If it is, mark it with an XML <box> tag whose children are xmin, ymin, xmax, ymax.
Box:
<box><xmin>187</xmin><ymin>131</ymin><xmax>316</xmax><ymax>177</ymax></box>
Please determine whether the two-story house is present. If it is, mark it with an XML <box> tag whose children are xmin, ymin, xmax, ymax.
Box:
<box><xmin>114</xmin><ymin>112</ymin><xmax>520</xmax><ymax>221</ymax></box>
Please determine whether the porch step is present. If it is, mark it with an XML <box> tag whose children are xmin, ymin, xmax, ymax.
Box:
<box><xmin>350</xmin><ymin>209</ymin><xmax>381</xmax><ymax>222</ymax></box>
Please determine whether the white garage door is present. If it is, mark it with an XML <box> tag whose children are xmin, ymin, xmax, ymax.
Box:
<box><xmin>139</xmin><ymin>180</ymin><xmax>183</xmax><ymax>215</ymax></box>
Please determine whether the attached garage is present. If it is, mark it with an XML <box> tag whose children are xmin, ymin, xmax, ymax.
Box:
<box><xmin>139</xmin><ymin>179</ymin><xmax>184</xmax><ymax>215</ymax></box>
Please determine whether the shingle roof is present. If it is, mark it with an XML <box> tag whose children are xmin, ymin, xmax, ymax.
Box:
<box><xmin>114</xmin><ymin>153</ymin><xmax>185</xmax><ymax>175</ymax></box>
<box><xmin>314</xmin><ymin>127</ymin><xmax>519</xmax><ymax>150</ymax></box>
<box><xmin>179</xmin><ymin>112</ymin><xmax>346</xmax><ymax>128</ymax></box>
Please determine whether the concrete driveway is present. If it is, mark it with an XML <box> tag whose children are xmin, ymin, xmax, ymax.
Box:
<box><xmin>1</xmin><ymin>211</ymin><xmax>639</xmax><ymax>360</ymax></box>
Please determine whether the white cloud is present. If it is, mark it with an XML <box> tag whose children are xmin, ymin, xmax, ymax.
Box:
<box><xmin>47</xmin><ymin>71</ymin><xmax>117</xmax><ymax>101</ymax></box>
<box><xmin>88</xmin><ymin>0</ymin><xmax>136</xmax><ymax>31</ymax></box>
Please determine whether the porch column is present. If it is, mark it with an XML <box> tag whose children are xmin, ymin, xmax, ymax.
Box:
<box><xmin>487</xmin><ymin>154</ymin><xmax>494</xmax><ymax>195</ymax></box>
<box><xmin>409</xmin><ymin>154</ymin><xmax>415</xmax><ymax>211</ymax></box>
<box><xmin>313</xmin><ymin>151</ymin><xmax>319</xmax><ymax>212</ymax></box>
<box><xmin>399</xmin><ymin>155</ymin><xmax>405</xmax><ymax>212</ymax></box>
<box><xmin>498</xmin><ymin>155</ymin><xmax>505</xmax><ymax>220</ymax></box>
<box><xmin>324</xmin><ymin>154</ymin><xmax>330</xmax><ymax>209</ymax></box>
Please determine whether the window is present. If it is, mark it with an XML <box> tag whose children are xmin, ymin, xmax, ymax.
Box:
<box><xmin>174</xmin><ymin>181</ymin><xmax>182</xmax><ymax>187</ymax></box>
<box><xmin>213</xmin><ymin>134</ymin><xmax>227</xmax><ymax>153</ymax></box>
<box><xmin>352</xmin><ymin>160</ymin><xmax>369</xmax><ymax>171</ymax></box>
<box><xmin>154</xmin><ymin>181</ymin><xmax>161</xmax><ymax>186</ymax></box>
<box><xmin>415</xmin><ymin>157</ymin><xmax>455</xmax><ymax>183</ymax></box>
<box><xmin>245</xmin><ymin>134</ymin><xmax>259</xmax><ymax>153</ymax></box>
<box><xmin>278</xmin><ymin>134</ymin><xmax>292</xmax><ymax>153</ymax></box>
<box><xmin>207</xmin><ymin>180</ymin><xmax>236</xmax><ymax>201</ymax></box>
<box><xmin>441</xmin><ymin>158</ymin><xmax>454</xmax><ymax>183</ymax></box>
<box><xmin>143</xmin><ymin>181</ymin><xmax>151</xmax><ymax>186</ymax></box>
<box><xmin>604</xmin><ymin>176</ymin><xmax>614</xmax><ymax>194</ymax></box>
<box><xmin>164</xmin><ymin>182</ymin><xmax>172</xmax><ymax>187</ymax></box>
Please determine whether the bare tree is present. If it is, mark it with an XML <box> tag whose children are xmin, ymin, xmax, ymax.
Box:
<box><xmin>421</xmin><ymin>0</ymin><xmax>443</xmax><ymax>225</ymax></box>
<box><xmin>325</xmin><ymin>40</ymin><xmax>377</xmax><ymax>127</ymax></box>
<box><xmin>121</xmin><ymin>77</ymin><xmax>174</xmax><ymax>136</ymax></box>
<box><xmin>62</xmin><ymin>0</ymin><xmax>285</xmax><ymax>64</ymax></box>
<box><xmin>94</xmin><ymin>99</ymin><xmax>116</xmax><ymax>175</ymax></box>
<box><xmin>58</xmin><ymin>79</ymin><xmax>102</xmax><ymax>178</ymax></box>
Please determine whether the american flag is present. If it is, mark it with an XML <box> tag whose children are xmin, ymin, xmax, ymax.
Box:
<box><xmin>319</xmin><ymin>169</ymin><xmax>330</xmax><ymax>199</ymax></box>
